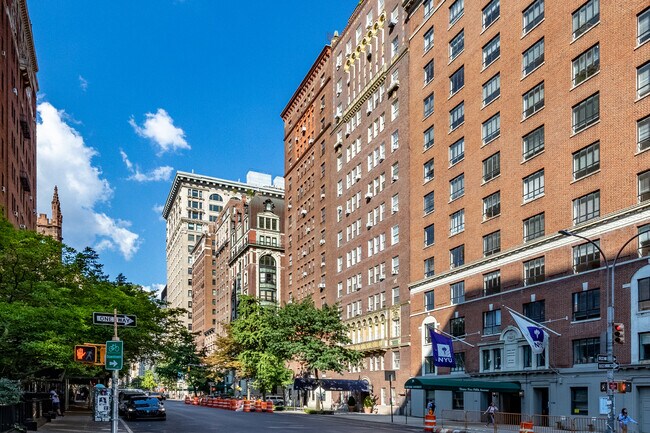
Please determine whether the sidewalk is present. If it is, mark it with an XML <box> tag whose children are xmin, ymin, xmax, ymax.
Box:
<box><xmin>36</xmin><ymin>411</ymin><xmax>130</xmax><ymax>433</ymax></box>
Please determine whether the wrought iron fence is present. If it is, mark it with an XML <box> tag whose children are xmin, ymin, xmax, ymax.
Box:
<box><xmin>439</xmin><ymin>410</ymin><xmax>608</xmax><ymax>433</ymax></box>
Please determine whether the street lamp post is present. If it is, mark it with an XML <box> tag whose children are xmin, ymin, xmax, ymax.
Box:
<box><xmin>559</xmin><ymin>229</ymin><xmax>646</xmax><ymax>433</ymax></box>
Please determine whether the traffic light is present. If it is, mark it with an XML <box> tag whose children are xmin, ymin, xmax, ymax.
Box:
<box><xmin>74</xmin><ymin>345</ymin><xmax>98</xmax><ymax>363</ymax></box>
<box><xmin>613</xmin><ymin>323</ymin><xmax>625</xmax><ymax>344</ymax></box>
<box><xmin>618</xmin><ymin>381</ymin><xmax>632</xmax><ymax>393</ymax></box>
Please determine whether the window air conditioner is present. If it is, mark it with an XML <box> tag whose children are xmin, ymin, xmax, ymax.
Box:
<box><xmin>392</xmin><ymin>175</ymin><xmax>399</xmax><ymax>182</ymax></box>
<box><xmin>392</xmin><ymin>269</ymin><xmax>399</xmax><ymax>275</ymax></box>
<box><xmin>318</xmin><ymin>283</ymin><xmax>326</xmax><ymax>289</ymax></box>
<box><xmin>319</xmin><ymin>239</ymin><xmax>326</xmax><ymax>245</ymax></box>
<box><xmin>321</xmin><ymin>193</ymin><xmax>326</xmax><ymax>199</ymax></box>
<box><xmin>365</xmin><ymin>192</ymin><xmax>373</xmax><ymax>200</ymax></box>
<box><xmin>19</xmin><ymin>224</ymin><xmax>26</xmax><ymax>229</ymax></box>
<box><xmin>379</xmin><ymin>274</ymin><xmax>386</xmax><ymax>281</ymax></box>
<box><xmin>301</xmin><ymin>209</ymin><xmax>308</xmax><ymax>215</ymax></box>
<box><xmin>366</xmin><ymin>222</ymin><xmax>373</xmax><ymax>229</ymax></box>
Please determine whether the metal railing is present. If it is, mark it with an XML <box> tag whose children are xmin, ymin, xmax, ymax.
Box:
<box><xmin>439</xmin><ymin>410</ymin><xmax>608</xmax><ymax>432</ymax></box>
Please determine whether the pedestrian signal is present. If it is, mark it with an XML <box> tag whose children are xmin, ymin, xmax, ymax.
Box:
<box><xmin>613</xmin><ymin>323</ymin><xmax>625</xmax><ymax>344</ymax></box>
<box><xmin>618</xmin><ymin>381</ymin><xmax>632</xmax><ymax>393</ymax></box>
<box><xmin>74</xmin><ymin>345</ymin><xmax>98</xmax><ymax>363</ymax></box>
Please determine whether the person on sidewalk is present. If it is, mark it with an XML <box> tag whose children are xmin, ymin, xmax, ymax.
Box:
<box><xmin>484</xmin><ymin>402</ymin><xmax>498</xmax><ymax>426</ymax></box>
<box><xmin>618</xmin><ymin>408</ymin><xmax>638</xmax><ymax>433</ymax></box>
<box><xmin>50</xmin><ymin>389</ymin><xmax>63</xmax><ymax>417</ymax></box>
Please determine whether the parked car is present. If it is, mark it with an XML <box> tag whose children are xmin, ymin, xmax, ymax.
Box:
<box><xmin>124</xmin><ymin>396</ymin><xmax>166</xmax><ymax>421</ymax></box>
<box><xmin>118</xmin><ymin>390</ymin><xmax>147</xmax><ymax>415</ymax></box>
<box><xmin>266</xmin><ymin>395</ymin><xmax>285</xmax><ymax>406</ymax></box>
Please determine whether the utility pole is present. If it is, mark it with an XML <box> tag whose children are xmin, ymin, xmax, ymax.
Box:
<box><xmin>111</xmin><ymin>309</ymin><xmax>119</xmax><ymax>433</ymax></box>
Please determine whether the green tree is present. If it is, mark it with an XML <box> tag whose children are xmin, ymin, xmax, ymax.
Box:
<box><xmin>155</xmin><ymin>328</ymin><xmax>208</xmax><ymax>396</ymax></box>
<box><xmin>141</xmin><ymin>370</ymin><xmax>157</xmax><ymax>390</ymax></box>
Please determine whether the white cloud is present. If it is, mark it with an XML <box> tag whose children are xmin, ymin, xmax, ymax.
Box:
<box><xmin>141</xmin><ymin>283</ymin><xmax>165</xmax><ymax>293</ymax></box>
<box><xmin>120</xmin><ymin>150</ymin><xmax>173</xmax><ymax>182</ymax></box>
<box><xmin>129</xmin><ymin>108</ymin><xmax>190</xmax><ymax>154</ymax></box>
<box><xmin>78</xmin><ymin>75</ymin><xmax>88</xmax><ymax>91</ymax></box>
<box><xmin>37</xmin><ymin>102</ymin><xmax>140</xmax><ymax>260</ymax></box>
<box><xmin>152</xmin><ymin>204</ymin><xmax>164</xmax><ymax>214</ymax></box>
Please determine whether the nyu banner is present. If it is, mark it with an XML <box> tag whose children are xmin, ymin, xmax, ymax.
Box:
<box><xmin>429</xmin><ymin>329</ymin><xmax>456</xmax><ymax>368</ymax></box>
<box><xmin>510</xmin><ymin>311</ymin><xmax>549</xmax><ymax>355</ymax></box>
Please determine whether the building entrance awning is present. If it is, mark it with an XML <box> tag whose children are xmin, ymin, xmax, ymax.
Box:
<box><xmin>404</xmin><ymin>377</ymin><xmax>520</xmax><ymax>393</ymax></box>
<box><xmin>293</xmin><ymin>378</ymin><xmax>370</xmax><ymax>392</ymax></box>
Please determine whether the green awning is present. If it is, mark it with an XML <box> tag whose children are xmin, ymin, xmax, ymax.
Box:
<box><xmin>404</xmin><ymin>377</ymin><xmax>520</xmax><ymax>393</ymax></box>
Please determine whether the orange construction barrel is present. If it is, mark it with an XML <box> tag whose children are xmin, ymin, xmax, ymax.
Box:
<box><xmin>254</xmin><ymin>399</ymin><xmax>262</xmax><ymax>412</ymax></box>
<box><xmin>520</xmin><ymin>421</ymin><xmax>534</xmax><ymax>433</ymax></box>
<box><xmin>192</xmin><ymin>396</ymin><xmax>199</xmax><ymax>405</ymax></box>
<box><xmin>261</xmin><ymin>401</ymin><xmax>267</xmax><ymax>412</ymax></box>
<box><xmin>184</xmin><ymin>395</ymin><xmax>190</xmax><ymax>404</ymax></box>
<box><xmin>230</xmin><ymin>399</ymin><xmax>237</xmax><ymax>410</ymax></box>
<box><xmin>243</xmin><ymin>399</ymin><xmax>251</xmax><ymax>412</ymax></box>
<box><xmin>266</xmin><ymin>400</ymin><xmax>274</xmax><ymax>413</ymax></box>
<box><xmin>424</xmin><ymin>414</ymin><xmax>436</xmax><ymax>432</ymax></box>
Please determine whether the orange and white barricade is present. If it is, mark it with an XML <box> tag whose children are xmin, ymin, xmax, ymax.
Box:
<box><xmin>243</xmin><ymin>399</ymin><xmax>251</xmax><ymax>412</ymax></box>
<box><xmin>520</xmin><ymin>421</ymin><xmax>534</xmax><ymax>433</ymax></box>
<box><xmin>254</xmin><ymin>399</ymin><xmax>262</xmax><ymax>412</ymax></box>
<box><xmin>424</xmin><ymin>414</ymin><xmax>436</xmax><ymax>432</ymax></box>
<box><xmin>266</xmin><ymin>400</ymin><xmax>274</xmax><ymax>413</ymax></box>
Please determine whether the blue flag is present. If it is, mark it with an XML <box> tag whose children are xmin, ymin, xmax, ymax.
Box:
<box><xmin>430</xmin><ymin>329</ymin><xmax>456</xmax><ymax>367</ymax></box>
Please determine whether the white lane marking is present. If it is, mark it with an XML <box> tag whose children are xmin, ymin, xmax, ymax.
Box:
<box><xmin>119</xmin><ymin>418</ymin><xmax>134</xmax><ymax>433</ymax></box>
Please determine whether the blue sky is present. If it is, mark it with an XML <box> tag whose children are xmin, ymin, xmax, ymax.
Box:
<box><xmin>31</xmin><ymin>0</ymin><xmax>354</xmax><ymax>292</ymax></box>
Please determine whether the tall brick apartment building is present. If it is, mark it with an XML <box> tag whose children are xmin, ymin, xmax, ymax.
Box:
<box><xmin>283</xmin><ymin>0</ymin><xmax>413</xmax><ymax>412</ymax></box>
<box><xmin>0</xmin><ymin>0</ymin><xmax>38</xmax><ymax>229</ymax></box>
<box><xmin>284</xmin><ymin>0</ymin><xmax>650</xmax><ymax>422</ymax></box>
<box><xmin>403</xmin><ymin>0</ymin><xmax>650</xmax><ymax>422</ymax></box>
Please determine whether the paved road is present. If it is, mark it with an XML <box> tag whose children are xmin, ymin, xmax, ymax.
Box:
<box><xmin>122</xmin><ymin>400</ymin><xmax>424</xmax><ymax>433</ymax></box>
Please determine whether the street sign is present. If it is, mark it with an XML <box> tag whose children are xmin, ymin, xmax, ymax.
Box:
<box><xmin>597</xmin><ymin>354</ymin><xmax>616</xmax><ymax>362</ymax></box>
<box><xmin>598</xmin><ymin>362</ymin><xmax>620</xmax><ymax>370</ymax></box>
<box><xmin>105</xmin><ymin>340</ymin><xmax>123</xmax><ymax>371</ymax></box>
<box><xmin>93</xmin><ymin>312</ymin><xmax>137</xmax><ymax>327</ymax></box>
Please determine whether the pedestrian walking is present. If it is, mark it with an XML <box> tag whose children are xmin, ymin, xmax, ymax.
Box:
<box><xmin>50</xmin><ymin>389</ymin><xmax>63</xmax><ymax>417</ymax></box>
<box><xmin>427</xmin><ymin>400</ymin><xmax>436</xmax><ymax>415</ymax></box>
<box><xmin>618</xmin><ymin>408</ymin><xmax>638</xmax><ymax>433</ymax></box>
<box><xmin>485</xmin><ymin>402</ymin><xmax>498</xmax><ymax>426</ymax></box>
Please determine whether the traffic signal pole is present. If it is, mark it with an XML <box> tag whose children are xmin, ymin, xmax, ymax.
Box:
<box><xmin>111</xmin><ymin>309</ymin><xmax>119</xmax><ymax>433</ymax></box>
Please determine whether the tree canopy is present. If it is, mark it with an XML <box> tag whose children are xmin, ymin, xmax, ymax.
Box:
<box><xmin>0</xmin><ymin>216</ymin><xmax>187</xmax><ymax>381</ymax></box>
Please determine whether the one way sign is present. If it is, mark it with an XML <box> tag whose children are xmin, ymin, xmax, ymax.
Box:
<box><xmin>93</xmin><ymin>312</ymin><xmax>137</xmax><ymax>327</ymax></box>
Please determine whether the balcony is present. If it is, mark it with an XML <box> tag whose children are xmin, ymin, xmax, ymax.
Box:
<box><xmin>19</xmin><ymin>170</ymin><xmax>31</xmax><ymax>192</ymax></box>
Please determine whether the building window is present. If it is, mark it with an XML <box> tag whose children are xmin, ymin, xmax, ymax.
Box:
<box><xmin>482</xmin><ymin>152</ymin><xmax>500</xmax><ymax>182</ymax></box>
<box><xmin>483</xmin><ymin>0</ymin><xmax>500</xmax><ymax>29</ymax></box>
<box><xmin>424</xmin><ymin>192</ymin><xmax>435</xmax><ymax>214</ymax></box>
<box><xmin>483</xmin><ymin>191</ymin><xmax>501</xmax><ymax>219</ymax></box>
<box><xmin>450</xmin><ymin>245</ymin><xmax>465</xmax><ymax>268</ymax></box>
<box><xmin>449</xmin><ymin>138</ymin><xmax>465</xmax><ymax>165</ymax></box>
<box><xmin>424</xmin><ymin>356</ymin><xmax>436</xmax><ymax>374</ymax></box>
<box><xmin>523</xmin><ymin>0</ymin><xmax>544</xmax><ymax>34</ymax></box>
<box><xmin>640</xmin><ymin>332</ymin><xmax>650</xmax><ymax>360</ymax></box>
<box><xmin>573</xmin><ymin>93</ymin><xmax>600</xmax><ymax>133</ymax></box>
<box><xmin>573</xmin><ymin>190</ymin><xmax>600</xmax><ymax>224</ymax></box>
<box><xmin>425</xmin><ymin>290</ymin><xmax>435</xmax><ymax>311</ymax></box>
<box><xmin>639</xmin><ymin>116</ymin><xmax>650</xmax><ymax>152</ymax></box>
<box><xmin>639</xmin><ymin>62</ymin><xmax>650</xmax><ymax>98</ymax></box>
<box><xmin>523</xmin><ymin>82</ymin><xmax>545</xmax><ymax>119</ymax></box>
<box><xmin>639</xmin><ymin>277</ymin><xmax>650</xmax><ymax>311</ymax></box>
<box><xmin>424</xmin><ymin>159</ymin><xmax>434</xmax><ymax>182</ymax></box>
<box><xmin>424</xmin><ymin>60</ymin><xmax>435</xmax><ymax>85</ymax></box>
<box><xmin>392</xmin><ymin>225</ymin><xmax>400</xmax><ymax>245</ymax></box>
<box><xmin>451</xmin><ymin>281</ymin><xmax>465</xmax><ymax>304</ymax></box>
<box><xmin>391</xmin><ymin>36</ymin><xmax>399</xmax><ymax>57</ymax></box>
<box><xmin>392</xmin><ymin>351</ymin><xmax>400</xmax><ymax>370</ymax></box>
<box><xmin>449</xmin><ymin>29</ymin><xmax>465</xmax><ymax>61</ymax></box>
<box><xmin>573</xmin><ymin>142</ymin><xmax>600</xmax><ymax>180</ymax></box>
<box><xmin>452</xmin><ymin>352</ymin><xmax>466</xmax><ymax>373</ymax></box>
<box><xmin>450</xmin><ymin>66</ymin><xmax>464</xmax><ymax>96</ymax></box>
<box><xmin>424</xmin><ymin>257</ymin><xmax>435</xmax><ymax>278</ymax></box>
<box><xmin>483</xmin><ymin>270</ymin><xmax>501</xmax><ymax>296</ymax></box>
<box><xmin>573</xmin><ymin>44</ymin><xmax>600</xmax><ymax>86</ymax></box>
<box><xmin>483</xmin><ymin>73</ymin><xmax>500</xmax><ymax>106</ymax></box>
<box><xmin>573</xmin><ymin>240</ymin><xmax>600</xmax><ymax>272</ymax></box>
<box><xmin>391</xmin><ymin>99</ymin><xmax>399</xmax><ymax>120</ymax></box>
<box><xmin>573</xmin><ymin>288</ymin><xmax>600</xmax><ymax>321</ymax></box>
<box><xmin>424</xmin><ymin>224</ymin><xmax>435</xmax><ymax>247</ymax></box>
<box><xmin>392</xmin><ymin>287</ymin><xmax>400</xmax><ymax>305</ymax></box>
<box><xmin>523</xmin><ymin>125</ymin><xmax>545</xmax><ymax>160</ymax></box>
<box><xmin>424</xmin><ymin>93</ymin><xmax>434</xmax><ymax>117</ymax></box>
<box><xmin>523</xmin><ymin>170</ymin><xmax>545</xmax><ymax>201</ymax></box>
<box><xmin>572</xmin><ymin>0</ymin><xmax>599</xmax><ymax>39</ymax></box>
<box><xmin>639</xmin><ymin>8</ymin><xmax>650</xmax><ymax>45</ymax></box>
<box><xmin>482</xmin><ymin>35</ymin><xmax>500</xmax><ymax>68</ymax></box>
<box><xmin>524</xmin><ymin>300</ymin><xmax>546</xmax><ymax>323</ymax></box>
<box><xmin>483</xmin><ymin>231</ymin><xmax>501</xmax><ymax>257</ymax></box>
<box><xmin>482</xmin><ymin>113</ymin><xmax>500</xmax><ymax>144</ymax></box>
<box><xmin>640</xmin><ymin>225</ymin><xmax>650</xmax><ymax>257</ymax></box>
<box><xmin>449</xmin><ymin>0</ymin><xmax>464</xmax><ymax>25</ymax></box>
<box><xmin>640</xmin><ymin>171</ymin><xmax>650</xmax><ymax>201</ymax></box>
<box><xmin>450</xmin><ymin>209</ymin><xmax>465</xmax><ymax>235</ymax></box>
<box><xmin>424</xmin><ymin>0</ymin><xmax>434</xmax><ymax>18</ymax></box>
<box><xmin>450</xmin><ymin>174</ymin><xmax>465</xmax><ymax>201</ymax></box>
<box><xmin>522</xmin><ymin>38</ymin><xmax>544</xmax><ymax>76</ymax></box>
<box><xmin>524</xmin><ymin>257</ymin><xmax>545</xmax><ymax>285</ymax></box>
<box><xmin>424</xmin><ymin>126</ymin><xmax>435</xmax><ymax>150</ymax></box>
<box><xmin>573</xmin><ymin>338</ymin><xmax>599</xmax><ymax>365</ymax></box>
<box><xmin>483</xmin><ymin>309</ymin><xmax>501</xmax><ymax>335</ymax></box>
<box><xmin>450</xmin><ymin>102</ymin><xmax>465</xmax><ymax>131</ymax></box>
<box><xmin>421</xmin><ymin>26</ymin><xmax>434</xmax><ymax>54</ymax></box>
<box><xmin>450</xmin><ymin>316</ymin><xmax>465</xmax><ymax>337</ymax></box>
<box><xmin>569</xmin><ymin>387</ymin><xmax>589</xmax><ymax>416</ymax></box>
<box><xmin>523</xmin><ymin>213</ymin><xmax>545</xmax><ymax>242</ymax></box>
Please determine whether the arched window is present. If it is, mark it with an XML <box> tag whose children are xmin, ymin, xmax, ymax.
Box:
<box><xmin>210</xmin><ymin>193</ymin><xmax>223</xmax><ymax>201</ymax></box>
<box><xmin>259</xmin><ymin>255</ymin><xmax>277</xmax><ymax>303</ymax></box>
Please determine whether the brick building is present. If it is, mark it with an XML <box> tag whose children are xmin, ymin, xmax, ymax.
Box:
<box><xmin>0</xmin><ymin>0</ymin><xmax>38</xmax><ymax>229</ymax></box>
<box><xmin>403</xmin><ymin>0</ymin><xmax>650</xmax><ymax>423</ymax></box>
<box><xmin>36</xmin><ymin>185</ymin><xmax>62</xmax><ymax>242</ymax></box>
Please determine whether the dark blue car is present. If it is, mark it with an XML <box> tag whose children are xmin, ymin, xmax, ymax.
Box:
<box><xmin>124</xmin><ymin>396</ymin><xmax>166</xmax><ymax>421</ymax></box>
